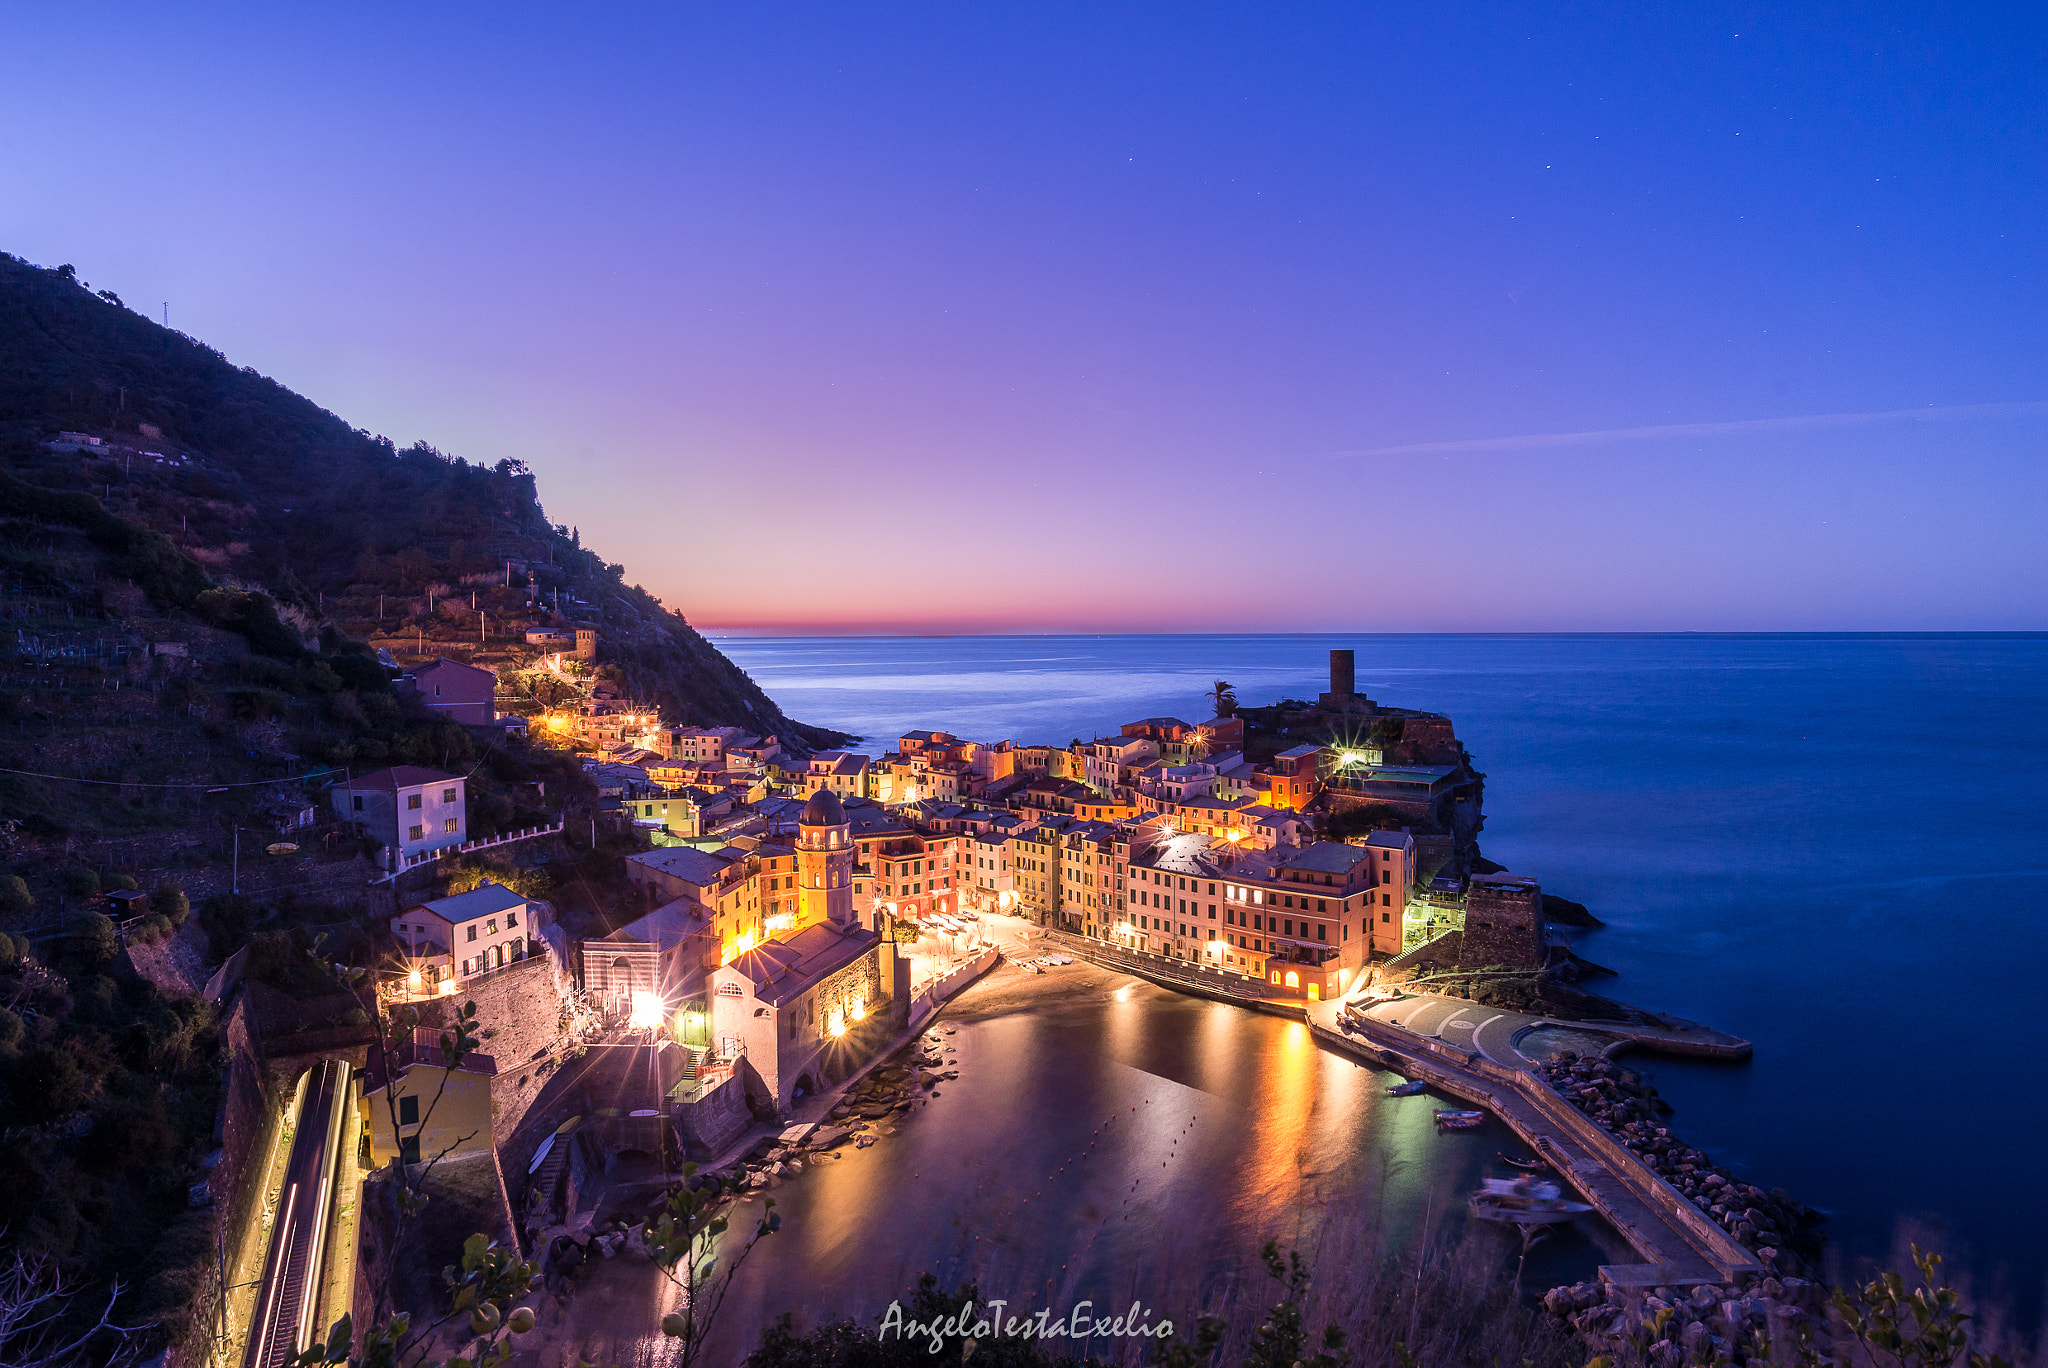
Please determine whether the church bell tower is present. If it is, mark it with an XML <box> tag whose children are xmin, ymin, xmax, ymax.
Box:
<box><xmin>796</xmin><ymin>788</ymin><xmax>856</xmax><ymax>930</ymax></box>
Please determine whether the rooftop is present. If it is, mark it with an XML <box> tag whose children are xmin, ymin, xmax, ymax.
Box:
<box><xmin>410</xmin><ymin>882</ymin><xmax>526</xmax><ymax>925</ymax></box>
<box><xmin>1276</xmin><ymin>841</ymin><xmax>1372</xmax><ymax>876</ymax></box>
<box><xmin>627</xmin><ymin>845</ymin><xmax>744</xmax><ymax>886</ymax></box>
<box><xmin>345</xmin><ymin>765</ymin><xmax>459</xmax><ymax>792</ymax></box>
<box><xmin>723</xmin><ymin>922</ymin><xmax>879</xmax><ymax>1007</ymax></box>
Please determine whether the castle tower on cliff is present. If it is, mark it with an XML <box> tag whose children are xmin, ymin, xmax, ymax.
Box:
<box><xmin>795</xmin><ymin>788</ymin><xmax>856</xmax><ymax>930</ymax></box>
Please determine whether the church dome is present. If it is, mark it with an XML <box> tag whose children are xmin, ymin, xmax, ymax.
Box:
<box><xmin>799</xmin><ymin>787</ymin><xmax>846</xmax><ymax>827</ymax></box>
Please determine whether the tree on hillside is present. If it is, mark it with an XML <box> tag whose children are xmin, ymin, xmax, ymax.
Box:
<box><xmin>1209</xmin><ymin>680</ymin><xmax>1238</xmax><ymax>717</ymax></box>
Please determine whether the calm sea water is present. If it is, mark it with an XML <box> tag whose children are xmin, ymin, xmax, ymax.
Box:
<box><xmin>713</xmin><ymin>633</ymin><xmax>2048</xmax><ymax>1312</ymax></box>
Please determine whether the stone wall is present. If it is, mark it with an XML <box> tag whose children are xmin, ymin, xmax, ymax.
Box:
<box><xmin>1388</xmin><ymin>717</ymin><xmax>1462</xmax><ymax>766</ymax></box>
<box><xmin>1460</xmin><ymin>875</ymin><xmax>1543</xmax><ymax>968</ymax></box>
<box><xmin>414</xmin><ymin>954</ymin><xmax>569</xmax><ymax>1145</ymax></box>
<box><xmin>673</xmin><ymin>1072</ymin><xmax>751</xmax><ymax>1158</ymax></box>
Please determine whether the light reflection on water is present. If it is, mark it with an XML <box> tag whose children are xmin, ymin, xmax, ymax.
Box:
<box><xmin>631</xmin><ymin>973</ymin><xmax>1631</xmax><ymax>1361</ymax></box>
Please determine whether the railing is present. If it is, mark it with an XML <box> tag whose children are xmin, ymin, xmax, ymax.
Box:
<box><xmin>371</xmin><ymin>820</ymin><xmax>564</xmax><ymax>884</ymax></box>
<box><xmin>1046</xmin><ymin>930</ymin><xmax>1285</xmax><ymax>1001</ymax></box>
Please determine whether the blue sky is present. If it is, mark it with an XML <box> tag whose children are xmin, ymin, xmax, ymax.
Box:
<box><xmin>4</xmin><ymin>3</ymin><xmax>2043</xmax><ymax>630</ymax></box>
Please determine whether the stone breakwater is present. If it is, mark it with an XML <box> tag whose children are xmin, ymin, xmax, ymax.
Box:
<box><xmin>1537</xmin><ymin>1050</ymin><xmax>1832</xmax><ymax>1360</ymax></box>
<box><xmin>1536</xmin><ymin>1051</ymin><xmax>1825</xmax><ymax>1272</ymax></box>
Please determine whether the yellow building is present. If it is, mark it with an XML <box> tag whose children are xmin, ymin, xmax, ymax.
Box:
<box><xmin>361</xmin><ymin>1030</ymin><xmax>498</xmax><ymax>1167</ymax></box>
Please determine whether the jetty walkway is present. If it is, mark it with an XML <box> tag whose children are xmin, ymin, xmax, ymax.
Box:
<box><xmin>1043</xmin><ymin>930</ymin><xmax>1759</xmax><ymax>1290</ymax></box>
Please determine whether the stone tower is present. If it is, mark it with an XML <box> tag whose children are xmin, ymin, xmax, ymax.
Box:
<box><xmin>795</xmin><ymin>788</ymin><xmax>856</xmax><ymax>930</ymax></box>
<box><xmin>574</xmin><ymin>628</ymin><xmax>599</xmax><ymax>662</ymax></box>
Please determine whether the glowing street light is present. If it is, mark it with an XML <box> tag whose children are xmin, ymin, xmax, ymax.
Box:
<box><xmin>629</xmin><ymin>990</ymin><xmax>665</xmax><ymax>1029</ymax></box>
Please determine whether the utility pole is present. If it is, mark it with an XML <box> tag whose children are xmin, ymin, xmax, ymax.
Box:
<box><xmin>232</xmin><ymin>827</ymin><xmax>240</xmax><ymax>895</ymax></box>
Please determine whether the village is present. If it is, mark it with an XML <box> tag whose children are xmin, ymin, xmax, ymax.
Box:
<box><xmin>99</xmin><ymin>620</ymin><xmax>1601</xmax><ymax>1368</ymax></box>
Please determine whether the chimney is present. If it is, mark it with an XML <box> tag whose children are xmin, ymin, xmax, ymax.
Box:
<box><xmin>1329</xmin><ymin>649</ymin><xmax>1355</xmax><ymax>700</ymax></box>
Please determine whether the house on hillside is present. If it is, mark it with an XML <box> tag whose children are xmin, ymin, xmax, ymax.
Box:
<box><xmin>414</xmin><ymin>657</ymin><xmax>498</xmax><ymax>725</ymax></box>
<box><xmin>389</xmin><ymin>882</ymin><xmax>537</xmax><ymax>992</ymax></box>
<box><xmin>331</xmin><ymin>766</ymin><xmax>467</xmax><ymax>864</ymax></box>
<box><xmin>361</xmin><ymin>1028</ymin><xmax>497</xmax><ymax>1166</ymax></box>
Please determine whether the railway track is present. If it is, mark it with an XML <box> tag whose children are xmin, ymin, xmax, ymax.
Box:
<box><xmin>244</xmin><ymin>1059</ymin><xmax>352</xmax><ymax>1368</ymax></box>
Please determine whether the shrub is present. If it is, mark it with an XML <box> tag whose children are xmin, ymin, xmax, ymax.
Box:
<box><xmin>154</xmin><ymin>879</ymin><xmax>190</xmax><ymax>926</ymax></box>
<box><xmin>0</xmin><ymin>874</ymin><xmax>30</xmax><ymax>917</ymax></box>
<box><xmin>62</xmin><ymin>867</ymin><xmax>100</xmax><ymax>898</ymax></box>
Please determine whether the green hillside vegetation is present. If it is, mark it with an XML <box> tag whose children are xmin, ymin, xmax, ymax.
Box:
<box><xmin>0</xmin><ymin>250</ymin><xmax>841</xmax><ymax>750</ymax></box>
<box><xmin>0</xmin><ymin>249</ymin><xmax>847</xmax><ymax>1358</ymax></box>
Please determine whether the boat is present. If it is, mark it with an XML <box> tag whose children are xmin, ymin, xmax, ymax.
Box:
<box><xmin>1499</xmin><ymin>1152</ymin><xmax>1548</xmax><ymax>1171</ymax></box>
<box><xmin>1468</xmin><ymin>1176</ymin><xmax>1593</xmax><ymax>1226</ymax></box>
<box><xmin>1386</xmin><ymin>1080</ymin><xmax>1428</xmax><ymax>1097</ymax></box>
<box><xmin>1434</xmin><ymin>1109</ymin><xmax>1485</xmax><ymax>1130</ymax></box>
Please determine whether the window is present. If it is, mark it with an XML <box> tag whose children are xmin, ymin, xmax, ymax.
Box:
<box><xmin>444</xmin><ymin>817</ymin><xmax>458</xmax><ymax>833</ymax></box>
<box><xmin>1316</xmin><ymin>924</ymin><xmax>1327</xmax><ymax>941</ymax></box>
<box><xmin>505</xmin><ymin>911</ymin><xmax>517</xmax><ymax>928</ymax></box>
<box><xmin>467</xmin><ymin>925</ymin><xmax>478</xmax><ymax>942</ymax></box>
<box><xmin>444</xmin><ymin>787</ymin><xmax>457</xmax><ymax>803</ymax></box>
<box><xmin>409</xmin><ymin>825</ymin><xmax>424</xmax><ymax>842</ymax></box>
<box><xmin>408</xmin><ymin>794</ymin><xmax>423</xmax><ymax>810</ymax></box>
<box><xmin>1381</xmin><ymin>912</ymin><xmax>1391</xmax><ymax>923</ymax></box>
<box><xmin>1383</xmin><ymin>894</ymin><xmax>1392</xmax><ymax>907</ymax></box>
<box><xmin>398</xmin><ymin>1095</ymin><xmax>420</xmax><ymax>1125</ymax></box>
<box><xmin>400</xmin><ymin>1135</ymin><xmax>422</xmax><ymax>1165</ymax></box>
<box><xmin>352</xmin><ymin>795</ymin><xmax>364</xmax><ymax>812</ymax></box>
<box><xmin>485</xmin><ymin>919</ymin><xmax>498</xmax><ymax>935</ymax></box>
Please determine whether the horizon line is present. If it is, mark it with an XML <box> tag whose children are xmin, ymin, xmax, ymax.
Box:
<box><xmin>694</xmin><ymin>628</ymin><xmax>2048</xmax><ymax>640</ymax></box>
<box><xmin>1313</xmin><ymin>399</ymin><xmax>2048</xmax><ymax>460</ymax></box>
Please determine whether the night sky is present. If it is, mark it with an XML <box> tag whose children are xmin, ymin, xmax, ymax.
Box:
<box><xmin>4</xmin><ymin>4</ymin><xmax>2043</xmax><ymax>631</ymax></box>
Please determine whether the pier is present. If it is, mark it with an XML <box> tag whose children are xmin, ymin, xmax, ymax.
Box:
<box><xmin>1046</xmin><ymin>931</ymin><xmax>1759</xmax><ymax>1289</ymax></box>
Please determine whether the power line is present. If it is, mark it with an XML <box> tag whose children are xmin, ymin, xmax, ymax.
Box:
<box><xmin>0</xmin><ymin>765</ymin><xmax>334</xmax><ymax>790</ymax></box>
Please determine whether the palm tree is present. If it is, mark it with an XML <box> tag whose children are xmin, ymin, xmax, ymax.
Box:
<box><xmin>1208</xmin><ymin>679</ymin><xmax>1238</xmax><ymax>717</ymax></box>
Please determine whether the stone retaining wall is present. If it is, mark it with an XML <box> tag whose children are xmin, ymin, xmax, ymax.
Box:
<box><xmin>673</xmin><ymin>1072</ymin><xmax>751</xmax><ymax>1159</ymax></box>
<box><xmin>413</xmin><ymin>954</ymin><xmax>569</xmax><ymax>1144</ymax></box>
<box><xmin>909</xmin><ymin>945</ymin><xmax>1000</xmax><ymax>1028</ymax></box>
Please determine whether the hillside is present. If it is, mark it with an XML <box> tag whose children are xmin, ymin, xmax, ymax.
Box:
<box><xmin>0</xmin><ymin>250</ymin><xmax>840</xmax><ymax>752</ymax></box>
<box><xmin>0</xmin><ymin>250</ymin><xmax>852</xmax><ymax>1355</ymax></box>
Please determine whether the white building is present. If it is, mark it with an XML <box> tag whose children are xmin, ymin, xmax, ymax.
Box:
<box><xmin>332</xmin><ymin>766</ymin><xmax>467</xmax><ymax>863</ymax></box>
<box><xmin>389</xmin><ymin>882</ymin><xmax>537</xmax><ymax>993</ymax></box>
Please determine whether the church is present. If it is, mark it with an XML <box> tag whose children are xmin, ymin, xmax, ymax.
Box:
<box><xmin>708</xmin><ymin>788</ymin><xmax>907</xmax><ymax>1114</ymax></box>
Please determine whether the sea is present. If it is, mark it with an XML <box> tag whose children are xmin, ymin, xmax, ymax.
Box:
<box><xmin>705</xmin><ymin>632</ymin><xmax>2048</xmax><ymax>1325</ymax></box>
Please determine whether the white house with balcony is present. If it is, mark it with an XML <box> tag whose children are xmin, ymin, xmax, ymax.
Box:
<box><xmin>390</xmin><ymin>882</ymin><xmax>537</xmax><ymax>994</ymax></box>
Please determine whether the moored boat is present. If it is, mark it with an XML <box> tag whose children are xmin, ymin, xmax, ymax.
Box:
<box><xmin>1499</xmin><ymin>1152</ymin><xmax>1547</xmax><ymax>1171</ymax></box>
<box><xmin>1434</xmin><ymin>1109</ymin><xmax>1485</xmax><ymax>1130</ymax></box>
<box><xmin>1468</xmin><ymin>1175</ymin><xmax>1592</xmax><ymax>1225</ymax></box>
<box><xmin>1386</xmin><ymin>1080</ymin><xmax>1428</xmax><ymax>1096</ymax></box>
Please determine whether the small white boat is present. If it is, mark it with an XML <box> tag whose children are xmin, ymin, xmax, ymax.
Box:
<box><xmin>1468</xmin><ymin>1176</ymin><xmax>1593</xmax><ymax>1226</ymax></box>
